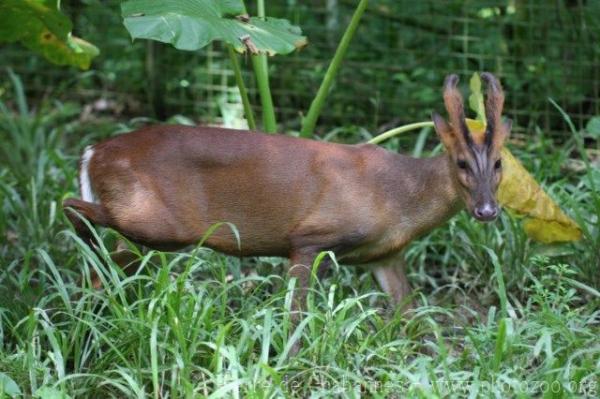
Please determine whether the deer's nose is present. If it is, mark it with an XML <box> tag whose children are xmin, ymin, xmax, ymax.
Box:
<box><xmin>474</xmin><ymin>203</ymin><xmax>499</xmax><ymax>221</ymax></box>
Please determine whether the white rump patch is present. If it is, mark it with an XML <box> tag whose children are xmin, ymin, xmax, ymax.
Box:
<box><xmin>80</xmin><ymin>145</ymin><xmax>96</xmax><ymax>202</ymax></box>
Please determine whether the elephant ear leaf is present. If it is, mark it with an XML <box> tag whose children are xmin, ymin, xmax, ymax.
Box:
<box><xmin>121</xmin><ymin>0</ymin><xmax>307</xmax><ymax>55</ymax></box>
<box><xmin>466</xmin><ymin>116</ymin><xmax>582</xmax><ymax>243</ymax></box>
<box><xmin>0</xmin><ymin>0</ymin><xmax>99</xmax><ymax>70</ymax></box>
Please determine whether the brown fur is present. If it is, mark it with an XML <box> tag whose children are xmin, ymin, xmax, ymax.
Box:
<box><xmin>72</xmin><ymin>126</ymin><xmax>462</xmax><ymax>261</ymax></box>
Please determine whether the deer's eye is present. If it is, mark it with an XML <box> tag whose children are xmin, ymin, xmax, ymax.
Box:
<box><xmin>457</xmin><ymin>160</ymin><xmax>468</xmax><ymax>170</ymax></box>
<box><xmin>494</xmin><ymin>159</ymin><xmax>502</xmax><ymax>169</ymax></box>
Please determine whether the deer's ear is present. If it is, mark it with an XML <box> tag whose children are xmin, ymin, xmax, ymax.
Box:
<box><xmin>493</xmin><ymin>118</ymin><xmax>512</xmax><ymax>149</ymax></box>
<box><xmin>502</xmin><ymin>118</ymin><xmax>512</xmax><ymax>139</ymax></box>
<box><xmin>432</xmin><ymin>111</ymin><xmax>455</xmax><ymax>149</ymax></box>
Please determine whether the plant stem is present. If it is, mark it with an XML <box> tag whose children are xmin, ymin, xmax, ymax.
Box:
<box><xmin>367</xmin><ymin>121</ymin><xmax>434</xmax><ymax>144</ymax></box>
<box><xmin>257</xmin><ymin>0</ymin><xmax>265</xmax><ymax>19</ymax></box>
<box><xmin>251</xmin><ymin>0</ymin><xmax>277</xmax><ymax>133</ymax></box>
<box><xmin>227</xmin><ymin>45</ymin><xmax>256</xmax><ymax>130</ymax></box>
<box><xmin>300</xmin><ymin>0</ymin><xmax>368</xmax><ymax>138</ymax></box>
<box><xmin>252</xmin><ymin>57</ymin><xmax>276</xmax><ymax>133</ymax></box>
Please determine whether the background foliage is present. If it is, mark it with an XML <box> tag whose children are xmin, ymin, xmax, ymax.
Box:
<box><xmin>2</xmin><ymin>0</ymin><xmax>600</xmax><ymax>136</ymax></box>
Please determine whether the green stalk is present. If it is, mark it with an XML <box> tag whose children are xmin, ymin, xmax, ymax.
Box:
<box><xmin>300</xmin><ymin>0</ymin><xmax>368</xmax><ymax>138</ymax></box>
<box><xmin>227</xmin><ymin>45</ymin><xmax>256</xmax><ymax>130</ymax></box>
<box><xmin>251</xmin><ymin>0</ymin><xmax>277</xmax><ymax>133</ymax></box>
<box><xmin>367</xmin><ymin>121</ymin><xmax>434</xmax><ymax>144</ymax></box>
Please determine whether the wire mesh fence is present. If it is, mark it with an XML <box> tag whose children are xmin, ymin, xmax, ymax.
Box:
<box><xmin>2</xmin><ymin>0</ymin><xmax>599</xmax><ymax>138</ymax></box>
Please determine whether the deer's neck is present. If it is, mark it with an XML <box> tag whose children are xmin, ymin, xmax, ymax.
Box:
<box><xmin>386</xmin><ymin>153</ymin><xmax>464</xmax><ymax>237</ymax></box>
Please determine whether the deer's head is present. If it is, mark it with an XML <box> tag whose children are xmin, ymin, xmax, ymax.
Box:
<box><xmin>432</xmin><ymin>73</ymin><xmax>511</xmax><ymax>222</ymax></box>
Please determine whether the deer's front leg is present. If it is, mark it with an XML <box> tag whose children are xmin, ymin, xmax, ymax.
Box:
<box><xmin>372</xmin><ymin>253</ymin><xmax>415</xmax><ymax>314</ymax></box>
<box><xmin>286</xmin><ymin>247</ymin><xmax>320</xmax><ymax>355</ymax></box>
<box><xmin>288</xmin><ymin>248</ymin><xmax>316</xmax><ymax>319</ymax></box>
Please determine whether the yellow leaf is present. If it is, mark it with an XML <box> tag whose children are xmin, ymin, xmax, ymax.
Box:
<box><xmin>497</xmin><ymin>147</ymin><xmax>582</xmax><ymax>243</ymax></box>
<box><xmin>522</xmin><ymin>219</ymin><xmax>582</xmax><ymax>244</ymax></box>
<box><xmin>465</xmin><ymin>118</ymin><xmax>582</xmax><ymax>243</ymax></box>
<box><xmin>466</xmin><ymin>118</ymin><xmax>485</xmax><ymax>133</ymax></box>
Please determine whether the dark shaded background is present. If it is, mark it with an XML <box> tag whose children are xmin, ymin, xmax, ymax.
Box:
<box><xmin>2</xmin><ymin>0</ymin><xmax>599</xmax><ymax>137</ymax></box>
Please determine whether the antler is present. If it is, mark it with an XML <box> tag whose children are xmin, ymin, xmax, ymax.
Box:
<box><xmin>481</xmin><ymin>72</ymin><xmax>505</xmax><ymax>146</ymax></box>
<box><xmin>442</xmin><ymin>74</ymin><xmax>472</xmax><ymax>145</ymax></box>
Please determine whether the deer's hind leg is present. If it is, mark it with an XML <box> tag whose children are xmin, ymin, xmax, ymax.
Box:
<box><xmin>371</xmin><ymin>252</ymin><xmax>415</xmax><ymax>314</ymax></box>
<box><xmin>63</xmin><ymin>198</ymin><xmax>110</xmax><ymax>248</ymax></box>
<box><xmin>63</xmin><ymin>198</ymin><xmax>142</xmax><ymax>287</ymax></box>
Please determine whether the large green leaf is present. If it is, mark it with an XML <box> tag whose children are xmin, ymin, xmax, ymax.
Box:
<box><xmin>0</xmin><ymin>0</ymin><xmax>99</xmax><ymax>70</ymax></box>
<box><xmin>121</xmin><ymin>0</ymin><xmax>307</xmax><ymax>55</ymax></box>
<box><xmin>0</xmin><ymin>372</ymin><xmax>21</xmax><ymax>398</ymax></box>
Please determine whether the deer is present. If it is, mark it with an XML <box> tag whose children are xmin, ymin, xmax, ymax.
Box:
<box><xmin>64</xmin><ymin>72</ymin><xmax>510</xmax><ymax>334</ymax></box>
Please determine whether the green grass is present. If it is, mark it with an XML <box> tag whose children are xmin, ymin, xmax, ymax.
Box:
<box><xmin>1</xmin><ymin>75</ymin><xmax>599</xmax><ymax>398</ymax></box>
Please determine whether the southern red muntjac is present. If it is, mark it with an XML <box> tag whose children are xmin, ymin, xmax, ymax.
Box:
<box><xmin>64</xmin><ymin>73</ymin><xmax>510</xmax><ymax>318</ymax></box>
